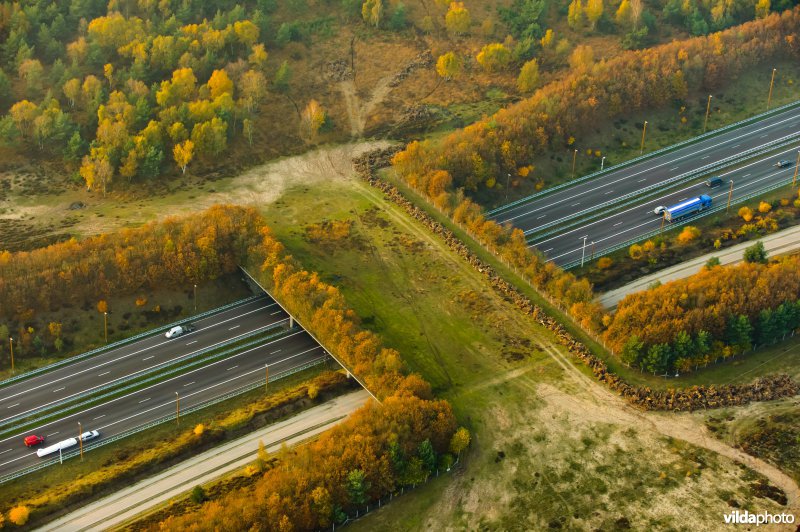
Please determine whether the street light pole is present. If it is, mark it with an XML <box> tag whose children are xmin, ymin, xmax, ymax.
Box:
<box><xmin>793</xmin><ymin>150</ymin><xmax>800</xmax><ymax>188</ymax></box>
<box><xmin>175</xmin><ymin>392</ymin><xmax>180</xmax><ymax>424</ymax></box>
<box><xmin>601</xmin><ymin>156</ymin><xmax>606</xmax><ymax>170</ymax></box>
<box><xmin>703</xmin><ymin>95</ymin><xmax>712</xmax><ymax>133</ymax></box>
<box><xmin>9</xmin><ymin>337</ymin><xmax>13</xmax><ymax>374</ymax></box>
<box><xmin>590</xmin><ymin>241</ymin><xmax>595</xmax><ymax>260</ymax></box>
<box><xmin>78</xmin><ymin>421</ymin><xmax>83</xmax><ymax>460</ymax></box>
<box><xmin>640</xmin><ymin>121</ymin><xmax>648</xmax><ymax>155</ymax></box>
<box><xmin>104</xmin><ymin>312</ymin><xmax>108</xmax><ymax>343</ymax></box>
<box><xmin>571</xmin><ymin>149</ymin><xmax>578</xmax><ymax>178</ymax></box>
<box><xmin>505</xmin><ymin>173</ymin><xmax>511</xmax><ymax>203</ymax></box>
<box><xmin>727</xmin><ymin>180</ymin><xmax>734</xmax><ymax>212</ymax></box>
<box><xmin>661</xmin><ymin>212</ymin><xmax>666</xmax><ymax>234</ymax></box>
<box><xmin>580</xmin><ymin>235</ymin><xmax>588</xmax><ymax>267</ymax></box>
<box><xmin>193</xmin><ymin>284</ymin><xmax>197</xmax><ymax>314</ymax></box>
<box><xmin>767</xmin><ymin>68</ymin><xmax>777</xmax><ymax>110</ymax></box>
<box><xmin>265</xmin><ymin>364</ymin><xmax>269</xmax><ymax>393</ymax></box>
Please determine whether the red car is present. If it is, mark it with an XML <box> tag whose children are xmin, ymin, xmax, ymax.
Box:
<box><xmin>24</xmin><ymin>435</ymin><xmax>45</xmax><ymax>447</ymax></box>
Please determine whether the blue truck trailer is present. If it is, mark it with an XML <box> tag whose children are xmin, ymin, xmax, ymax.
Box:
<box><xmin>664</xmin><ymin>195</ymin><xmax>712</xmax><ymax>222</ymax></box>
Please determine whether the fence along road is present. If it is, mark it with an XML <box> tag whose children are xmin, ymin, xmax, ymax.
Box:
<box><xmin>490</xmin><ymin>101</ymin><xmax>800</xmax><ymax>235</ymax></box>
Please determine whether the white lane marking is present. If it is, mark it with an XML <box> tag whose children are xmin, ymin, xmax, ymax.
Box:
<box><xmin>742</xmin><ymin>173</ymin><xmax>751</xmax><ymax>177</ymax></box>
<box><xmin>138</xmin><ymin>398</ymin><xmax>150</xmax><ymax>403</ymax></box>
<box><xmin>143</xmin><ymin>356</ymin><xmax>154</xmax><ymax>361</ymax></box>
<box><xmin>229</xmin><ymin>325</ymin><xmax>240</xmax><ymax>331</ymax></box>
<box><xmin>570</xmin><ymin>202</ymin><xmax>580</xmax><ymax>207</ymax></box>
<box><xmin>0</xmin><ymin>331</ymin><xmax>311</xmax><ymax>456</ymax></box>
<box><xmin>638</xmin><ymin>178</ymin><xmax>646</xmax><ymax>182</ymax></box>
<box><xmin>679</xmin><ymin>197</ymin><xmax>688</xmax><ymax>201</ymax></box>
<box><xmin>94</xmin><ymin>415</ymin><xmax>105</xmax><ymax>420</ymax></box>
<box><xmin>701</xmin><ymin>156</ymin><xmax>710</xmax><ymax>160</ymax></box>
<box><xmin>497</xmin><ymin>116</ymin><xmax>800</xmax><ymax>224</ymax></box>
<box><xmin>536</xmin><ymin>214</ymin><xmax>547</xmax><ymax>219</ymax></box>
<box><xmin>532</xmin><ymin>146</ymin><xmax>799</xmax><ymax>249</ymax></box>
<box><xmin>271</xmin><ymin>350</ymin><xmax>281</xmax><ymax>354</ymax></box>
<box><xmin>186</xmin><ymin>340</ymin><xmax>197</xmax><ymax>346</ymax></box>
<box><xmin>732</xmin><ymin>144</ymin><xmax>740</xmax><ymax>148</ymax></box>
<box><xmin>7</xmin><ymin>404</ymin><xmax>19</xmax><ymax>409</ymax></box>
<box><xmin>98</xmin><ymin>372</ymin><xmax>110</xmax><ymax>377</ymax></box>
<box><xmin>227</xmin><ymin>365</ymin><xmax>239</xmax><ymax>371</ymax></box>
<box><xmin>53</xmin><ymin>387</ymin><xmax>65</xmax><ymax>393</ymax></box>
<box><xmin>270</xmin><ymin>311</ymin><xmax>282</xmax><ymax>315</ymax></box>
<box><xmin>47</xmin><ymin>432</ymin><xmax>59</xmax><ymax>437</ymax></box>
<box><xmin>0</xmin><ymin>449</ymin><xmax>12</xmax><ymax>455</ymax></box>
<box><xmin>760</xmin><ymin>134</ymin><xmax>768</xmax><ymax>138</ymax></box>
<box><xmin>542</xmin><ymin>248</ymin><xmax>553</xmax><ymax>253</ymax></box>
<box><xmin>669</xmin><ymin>166</ymin><xmax>679</xmax><ymax>171</ymax></box>
<box><xmin>183</xmin><ymin>382</ymin><xmax>195</xmax><ymax>387</ymax></box>
<box><xmin>614</xmin><ymin>222</ymin><xmax>623</xmax><ymax>227</ymax></box>
<box><xmin>0</xmin><ymin>303</ymin><xmax>278</xmax><ymax>406</ymax></box>
<box><xmin>604</xmin><ymin>190</ymin><xmax>614</xmax><ymax>195</ymax></box>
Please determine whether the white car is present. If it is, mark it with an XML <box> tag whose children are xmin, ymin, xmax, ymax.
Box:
<box><xmin>653</xmin><ymin>206</ymin><xmax>667</xmax><ymax>216</ymax></box>
<box><xmin>79</xmin><ymin>430</ymin><xmax>100</xmax><ymax>442</ymax></box>
<box><xmin>165</xmin><ymin>324</ymin><xmax>195</xmax><ymax>338</ymax></box>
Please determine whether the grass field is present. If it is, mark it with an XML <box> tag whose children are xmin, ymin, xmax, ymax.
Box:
<box><xmin>259</xmin><ymin>175</ymin><xmax>794</xmax><ymax>529</ymax></box>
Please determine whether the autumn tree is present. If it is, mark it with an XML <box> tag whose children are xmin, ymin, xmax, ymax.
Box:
<box><xmin>173</xmin><ymin>140</ymin><xmax>194</xmax><ymax>174</ymax></box>
<box><xmin>743</xmin><ymin>240</ymin><xmax>767</xmax><ymax>263</ymax></box>
<box><xmin>676</xmin><ymin>225</ymin><xmax>700</xmax><ymax>244</ymax></box>
<box><xmin>436</xmin><ymin>52</ymin><xmax>463</xmax><ymax>80</ymax></box>
<box><xmin>568</xmin><ymin>0</ymin><xmax>584</xmax><ymax>28</ymax></box>
<box><xmin>301</xmin><ymin>100</ymin><xmax>327</xmax><ymax>142</ymax></box>
<box><xmin>616</xmin><ymin>0</ymin><xmax>632</xmax><ymax>26</ymax></box>
<box><xmin>207</xmin><ymin>69</ymin><xmax>234</xmax><ymax>99</ymax></box>
<box><xmin>585</xmin><ymin>0</ymin><xmax>604</xmax><ymax>29</ymax></box>
<box><xmin>517</xmin><ymin>59</ymin><xmax>540</xmax><ymax>93</ymax></box>
<box><xmin>568</xmin><ymin>45</ymin><xmax>595</xmax><ymax>70</ymax></box>
<box><xmin>476</xmin><ymin>43</ymin><xmax>511</xmax><ymax>72</ymax></box>
<box><xmin>755</xmin><ymin>0</ymin><xmax>770</xmax><ymax>19</ymax></box>
<box><xmin>738</xmin><ymin>206</ymin><xmax>754</xmax><ymax>221</ymax></box>
<box><xmin>445</xmin><ymin>2</ymin><xmax>471</xmax><ymax>36</ymax></box>
<box><xmin>191</xmin><ymin>118</ymin><xmax>227</xmax><ymax>159</ymax></box>
<box><xmin>362</xmin><ymin>0</ymin><xmax>385</xmax><ymax>27</ymax></box>
<box><xmin>449</xmin><ymin>427</ymin><xmax>470</xmax><ymax>457</ymax></box>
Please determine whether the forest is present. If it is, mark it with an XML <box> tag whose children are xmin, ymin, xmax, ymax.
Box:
<box><xmin>605</xmin><ymin>254</ymin><xmax>800</xmax><ymax>374</ymax></box>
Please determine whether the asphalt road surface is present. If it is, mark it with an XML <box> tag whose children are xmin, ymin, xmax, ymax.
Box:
<box><xmin>530</xmin><ymin>144</ymin><xmax>800</xmax><ymax>266</ymax></box>
<box><xmin>38</xmin><ymin>390</ymin><xmax>371</xmax><ymax>532</ymax></box>
<box><xmin>0</xmin><ymin>328</ymin><xmax>327</xmax><ymax>477</ymax></box>
<box><xmin>492</xmin><ymin>104</ymin><xmax>800</xmax><ymax>236</ymax></box>
<box><xmin>0</xmin><ymin>297</ymin><xmax>287</xmax><ymax>427</ymax></box>
<box><xmin>599</xmin><ymin>223</ymin><xmax>800</xmax><ymax>309</ymax></box>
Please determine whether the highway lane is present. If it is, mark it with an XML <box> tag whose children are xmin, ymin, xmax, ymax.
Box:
<box><xmin>0</xmin><ymin>297</ymin><xmax>289</xmax><ymax>426</ymax></box>
<box><xmin>0</xmin><ymin>329</ymin><xmax>327</xmax><ymax>477</ymax></box>
<box><xmin>532</xmin><ymin>145</ymin><xmax>800</xmax><ymax>266</ymax></box>
<box><xmin>492</xmin><ymin>104</ymin><xmax>800</xmax><ymax>233</ymax></box>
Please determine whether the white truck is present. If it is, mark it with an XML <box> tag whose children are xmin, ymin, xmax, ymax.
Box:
<box><xmin>165</xmin><ymin>323</ymin><xmax>196</xmax><ymax>339</ymax></box>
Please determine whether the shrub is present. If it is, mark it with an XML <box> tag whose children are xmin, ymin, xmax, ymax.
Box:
<box><xmin>190</xmin><ymin>485</ymin><xmax>207</xmax><ymax>504</ymax></box>
<box><xmin>596</xmin><ymin>257</ymin><xmax>613</xmax><ymax>269</ymax></box>
<box><xmin>676</xmin><ymin>226</ymin><xmax>700</xmax><ymax>245</ymax></box>
<box><xmin>307</xmin><ymin>383</ymin><xmax>319</xmax><ymax>400</ymax></box>
<box><xmin>476</xmin><ymin>43</ymin><xmax>511</xmax><ymax>71</ymax></box>
<box><xmin>9</xmin><ymin>506</ymin><xmax>30</xmax><ymax>526</ymax></box>
<box><xmin>758</xmin><ymin>201</ymin><xmax>772</xmax><ymax>213</ymax></box>
<box><xmin>629</xmin><ymin>243</ymin><xmax>644</xmax><ymax>260</ymax></box>
<box><xmin>193</xmin><ymin>424</ymin><xmax>204</xmax><ymax>436</ymax></box>
<box><xmin>743</xmin><ymin>240</ymin><xmax>767</xmax><ymax>263</ymax></box>
<box><xmin>738</xmin><ymin>206</ymin><xmax>754</xmax><ymax>222</ymax></box>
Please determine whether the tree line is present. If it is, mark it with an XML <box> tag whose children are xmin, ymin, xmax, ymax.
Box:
<box><xmin>606</xmin><ymin>254</ymin><xmax>800</xmax><ymax>374</ymax></box>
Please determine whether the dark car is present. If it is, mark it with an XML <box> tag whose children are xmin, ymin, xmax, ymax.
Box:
<box><xmin>775</xmin><ymin>160</ymin><xmax>792</xmax><ymax>168</ymax></box>
<box><xmin>24</xmin><ymin>435</ymin><xmax>45</xmax><ymax>447</ymax></box>
<box><xmin>705</xmin><ymin>177</ymin><xmax>724</xmax><ymax>188</ymax></box>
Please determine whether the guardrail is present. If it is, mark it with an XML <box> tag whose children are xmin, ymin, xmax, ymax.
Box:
<box><xmin>525</xmin><ymin>132</ymin><xmax>800</xmax><ymax>239</ymax></box>
<box><xmin>528</xmin><ymin>135</ymin><xmax>800</xmax><ymax>243</ymax></box>
<box><xmin>560</xmin><ymin>175</ymin><xmax>799</xmax><ymax>270</ymax></box>
<box><xmin>0</xmin><ymin>294</ymin><xmax>266</xmax><ymax>389</ymax></box>
<box><xmin>0</xmin><ymin>321</ymin><xmax>292</xmax><ymax>431</ymax></box>
<box><xmin>487</xmin><ymin>99</ymin><xmax>800</xmax><ymax>218</ymax></box>
<box><xmin>0</xmin><ymin>355</ymin><xmax>328</xmax><ymax>485</ymax></box>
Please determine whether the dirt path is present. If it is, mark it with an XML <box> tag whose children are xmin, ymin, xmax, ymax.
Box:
<box><xmin>337</xmin><ymin>64</ymin><xmax>400</xmax><ymax>137</ymax></box>
<box><xmin>539</xmin><ymin>341</ymin><xmax>800</xmax><ymax>513</ymax></box>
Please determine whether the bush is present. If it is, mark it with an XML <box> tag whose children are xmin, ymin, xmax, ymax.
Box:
<box><xmin>758</xmin><ymin>201</ymin><xmax>772</xmax><ymax>213</ymax></box>
<box><xmin>193</xmin><ymin>424</ymin><xmax>204</xmax><ymax>436</ymax></box>
<box><xmin>8</xmin><ymin>506</ymin><xmax>30</xmax><ymax>525</ymax></box>
<box><xmin>676</xmin><ymin>226</ymin><xmax>700</xmax><ymax>245</ymax></box>
<box><xmin>629</xmin><ymin>243</ymin><xmax>644</xmax><ymax>260</ymax></box>
<box><xmin>190</xmin><ymin>485</ymin><xmax>207</xmax><ymax>504</ymax></box>
<box><xmin>743</xmin><ymin>240</ymin><xmax>768</xmax><ymax>263</ymax></box>
<box><xmin>738</xmin><ymin>206</ymin><xmax>754</xmax><ymax>222</ymax></box>
<box><xmin>596</xmin><ymin>257</ymin><xmax>613</xmax><ymax>269</ymax></box>
<box><xmin>307</xmin><ymin>383</ymin><xmax>319</xmax><ymax>400</ymax></box>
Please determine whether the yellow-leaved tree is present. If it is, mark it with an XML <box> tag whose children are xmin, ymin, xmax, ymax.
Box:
<box><xmin>436</xmin><ymin>52</ymin><xmax>463</xmax><ymax>80</ymax></box>
<box><xmin>174</xmin><ymin>140</ymin><xmax>195</xmax><ymax>174</ymax></box>
<box><xmin>445</xmin><ymin>2</ymin><xmax>471</xmax><ymax>36</ymax></box>
<box><xmin>301</xmin><ymin>100</ymin><xmax>327</xmax><ymax>142</ymax></box>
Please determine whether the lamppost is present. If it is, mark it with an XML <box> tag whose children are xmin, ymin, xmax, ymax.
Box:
<box><xmin>703</xmin><ymin>95</ymin><xmax>712</xmax><ymax>133</ymax></box>
<box><xmin>175</xmin><ymin>392</ymin><xmax>180</xmax><ymax>424</ymax></box>
<box><xmin>9</xmin><ymin>337</ymin><xmax>13</xmax><ymax>374</ymax></box>
<box><xmin>104</xmin><ymin>311</ymin><xmax>108</xmax><ymax>343</ymax></box>
<box><xmin>505</xmin><ymin>173</ymin><xmax>511</xmax><ymax>203</ymax></box>
<box><xmin>580</xmin><ymin>235</ymin><xmax>588</xmax><ymax>267</ymax></box>
<box><xmin>193</xmin><ymin>284</ymin><xmax>197</xmax><ymax>314</ymax></box>
<box><xmin>640</xmin><ymin>121</ymin><xmax>648</xmax><ymax>155</ymax></box>
<box><xmin>767</xmin><ymin>68</ymin><xmax>777</xmax><ymax>110</ymax></box>
<box><xmin>78</xmin><ymin>421</ymin><xmax>83</xmax><ymax>460</ymax></box>
<box><xmin>727</xmin><ymin>180</ymin><xmax>734</xmax><ymax>212</ymax></box>
<box><xmin>571</xmin><ymin>149</ymin><xmax>578</xmax><ymax>178</ymax></box>
<box><xmin>793</xmin><ymin>150</ymin><xmax>800</xmax><ymax>188</ymax></box>
<box><xmin>265</xmin><ymin>364</ymin><xmax>269</xmax><ymax>393</ymax></box>
<box><xmin>601</xmin><ymin>156</ymin><xmax>606</xmax><ymax>170</ymax></box>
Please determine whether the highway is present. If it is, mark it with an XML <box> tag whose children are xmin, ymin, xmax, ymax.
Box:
<box><xmin>0</xmin><ymin>328</ymin><xmax>327</xmax><ymax>477</ymax></box>
<box><xmin>491</xmin><ymin>104</ymin><xmax>800</xmax><ymax>236</ymax></box>
<box><xmin>0</xmin><ymin>297</ymin><xmax>286</xmax><ymax>427</ymax></box>
<box><xmin>531</xmin><ymin>144</ymin><xmax>800</xmax><ymax>266</ymax></box>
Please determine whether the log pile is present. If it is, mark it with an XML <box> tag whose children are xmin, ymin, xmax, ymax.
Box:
<box><xmin>353</xmin><ymin>147</ymin><xmax>799</xmax><ymax>411</ymax></box>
